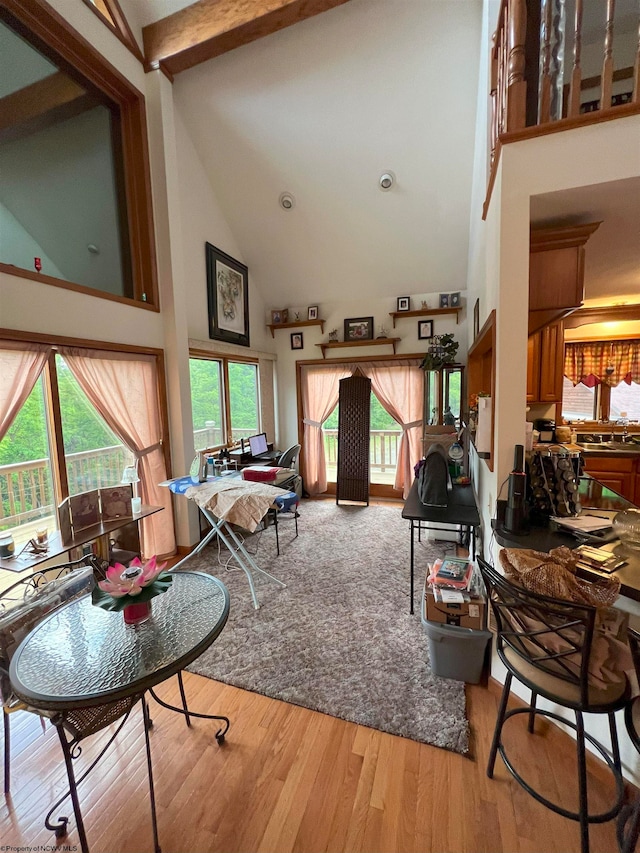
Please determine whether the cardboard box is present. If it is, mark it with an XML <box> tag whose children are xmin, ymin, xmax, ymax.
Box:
<box><xmin>424</xmin><ymin>584</ymin><xmax>487</xmax><ymax>630</ymax></box>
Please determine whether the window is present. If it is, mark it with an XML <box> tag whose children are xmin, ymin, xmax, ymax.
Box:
<box><xmin>563</xmin><ymin>339</ymin><xmax>640</xmax><ymax>423</ymax></box>
<box><xmin>0</xmin><ymin>1</ymin><xmax>157</xmax><ymax>306</ymax></box>
<box><xmin>57</xmin><ymin>356</ymin><xmax>133</xmax><ymax>495</ymax></box>
<box><xmin>189</xmin><ymin>354</ymin><xmax>260</xmax><ymax>450</ymax></box>
<box><xmin>0</xmin><ymin>375</ymin><xmax>55</xmax><ymax>538</ymax></box>
<box><xmin>610</xmin><ymin>381</ymin><xmax>640</xmax><ymax>420</ymax></box>
<box><xmin>0</xmin><ymin>339</ymin><xmax>170</xmax><ymax>550</ymax></box>
<box><xmin>562</xmin><ymin>376</ymin><xmax>596</xmax><ymax>421</ymax></box>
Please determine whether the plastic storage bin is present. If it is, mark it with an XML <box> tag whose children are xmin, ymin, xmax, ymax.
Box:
<box><xmin>421</xmin><ymin>604</ymin><xmax>492</xmax><ymax>683</ymax></box>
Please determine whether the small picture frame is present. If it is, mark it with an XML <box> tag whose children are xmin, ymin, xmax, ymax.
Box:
<box><xmin>290</xmin><ymin>332</ymin><xmax>304</xmax><ymax>350</ymax></box>
<box><xmin>418</xmin><ymin>319</ymin><xmax>434</xmax><ymax>340</ymax></box>
<box><xmin>397</xmin><ymin>296</ymin><xmax>410</xmax><ymax>312</ymax></box>
<box><xmin>344</xmin><ymin>316</ymin><xmax>374</xmax><ymax>341</ymax></box>
<box><xmin>473</xmin><ymin>298</ymin><xmax>480</xmax><ymax>340</ymax></box>
<box><xmin>100</xmin><ymin>484</ymin><xmax>133</xmax><ymax>520</ymax></box>
<box><xmin>307</xmin><ymin>305</ymin><xmax>318</xmax><ymax>321</ymax></box>
<box><xmin>58</xmin><ymin>498</ymin><xmax>72</xmax><ymax>545</ymax></box>
<box><xmin>439</xmin><ymin>293</ymin><xmax>450</xmax><ymax>308</ymax></box>
<box><xmin>271</xmin><ymin>309</ymin><xmax>289</xmax><ymax>325</ymax></box>
<box><xmin>450</xmin><ymin>292</ymin><xmax>461</xmax><ymax>308</ymax></box>
<box><xmin>69</xmin><ymin>489</ymin><xmax>101</xmax><ymax>532</ymax></box>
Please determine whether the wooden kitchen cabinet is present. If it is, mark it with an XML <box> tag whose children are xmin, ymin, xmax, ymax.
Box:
<box><xmin>581</xmin><ymin>454</ymin><xmax>637</xmax><ymax>503</ymax></box>
<box><xmin>529</xmin><ymin>222</ymin><xmax>600</xmax><ymax>335</ymax></box>
<box><xmin>527</xmin><ymin>320</ymin><xmax>564</xmax><ymax>403</ymax></box>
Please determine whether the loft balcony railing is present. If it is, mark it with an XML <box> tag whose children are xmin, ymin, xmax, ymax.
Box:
<box><xmin>486</xmin><ymin>0</ymin><xmax>640</xmax><ymax>215</ymax></box>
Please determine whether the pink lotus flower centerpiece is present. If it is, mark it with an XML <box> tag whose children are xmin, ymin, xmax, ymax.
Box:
<box><xmin>91</xmin><ymin>556</ymin><xmax>172</xmax><ymax>622</ymax></box>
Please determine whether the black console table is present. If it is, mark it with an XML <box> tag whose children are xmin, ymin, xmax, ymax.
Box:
<box><xmin>402</xmin><ymin>479</ymin><xmax>481</xmax><ymax>614</ymax></box>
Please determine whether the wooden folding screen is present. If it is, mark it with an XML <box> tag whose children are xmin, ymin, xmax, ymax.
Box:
<box><xmin>336</xmin><ymin>374</ymin><xmax>371</xmax><ymax>505</ymax></box>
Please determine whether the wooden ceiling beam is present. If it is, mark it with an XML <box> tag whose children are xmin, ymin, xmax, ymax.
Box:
<box><xmin>142</xmin><ymin>0</ymin><xmax>350</xmax><ymax>76</ymax></box>
<box><xmin>0</xmin><ymin>72</ymin><xmax>96</xmax><ymax>144</ymax></box>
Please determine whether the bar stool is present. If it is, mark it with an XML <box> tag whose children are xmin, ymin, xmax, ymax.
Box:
<box><xmin>617</xmin><ymin>628</ymin><xmax>640</xmax><ymax>853</ymax></box>
<box><xmin>478</xmin><ymin>558</ymin><xmax>627</xmax><ymax>853</ymax></box>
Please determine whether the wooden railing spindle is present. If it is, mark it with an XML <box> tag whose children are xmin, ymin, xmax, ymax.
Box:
<box><xmin>601</xmin><ymin>0</ymin><xmax>616</xmax><ymax>110</ymax></box>
<box><xmin>568</xmin><ymin>0</ymin><xmax>584</xmax><ymax>117</ymax></box>
<box><xmin>539</xmin><ymin>0</ymin><xmax>553</xmax><ymax>123</ymax></box>
<box><xmin>634</xmin><ymin>4</ymin><xmax>640</xmax><ymax>102</ymax></box>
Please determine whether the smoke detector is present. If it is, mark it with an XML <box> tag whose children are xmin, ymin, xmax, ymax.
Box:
<box><xmin>279</xmin><ymin>192</ymin><xmax>295</xmax><ymax>210</ymax></box>
<box><xmin>379</xmin><ymin>172</ymin><xmax>395</xmax><ymax>191</ymax></box>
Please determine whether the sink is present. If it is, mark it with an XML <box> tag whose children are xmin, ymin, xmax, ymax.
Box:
<box><xmin>578</xmin><ymin>441</ymin><xmax>640</xmax><ymax>452</ymax></box>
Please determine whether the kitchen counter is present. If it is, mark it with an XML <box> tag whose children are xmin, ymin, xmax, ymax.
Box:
<box><xmin>493</xmin><ymin>476</ymin><xmax>640</xmax><ymax>601</ymax></box>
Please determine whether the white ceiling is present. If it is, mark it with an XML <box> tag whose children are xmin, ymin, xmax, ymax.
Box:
<box><xmin>172</xmin><ymin>0</ymin><xmax>482</xmax><ymax>307</ymax></box>
<box><xmin>122</xmin><ymin>0</ymin><xmax>639</xmax><ymax>309</ymax></box>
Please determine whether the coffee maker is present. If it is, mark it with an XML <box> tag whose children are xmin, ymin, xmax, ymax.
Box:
<box><xmin>533</xmin><ymin>418</ymin><xmax>556</xmax><ymax>443</ymax></box>
<box><xmin>504</xmin><ymin>444</ymin><xmax>528</xmax><ymax>534</ymax></box>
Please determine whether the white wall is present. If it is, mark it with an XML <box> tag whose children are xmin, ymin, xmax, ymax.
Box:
<box><xmin>273</xmin><ymin>293</ymin><xmax>468</xmax><ymax>452</ymax></box>
<box><xmin>483</xmin><ymin>114</ymin><xmax>640</xmax><ymax>783</ymax></box>
<box><xmin>0</xmin><ymin>201</ymin><xmax>63</xmax><ymax>280</ymax></box>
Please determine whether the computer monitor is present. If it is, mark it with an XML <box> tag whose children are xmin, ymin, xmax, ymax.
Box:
<box><xmin>248</xmin><ymin>433</ymin><xmax>268</xmax><ymax>456</ymax></box>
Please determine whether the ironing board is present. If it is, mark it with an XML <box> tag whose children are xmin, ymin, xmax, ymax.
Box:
<box><xmin>164</xmin><ymin>475</ymin><xmax>287</xmax><ymax>609</ymax></box>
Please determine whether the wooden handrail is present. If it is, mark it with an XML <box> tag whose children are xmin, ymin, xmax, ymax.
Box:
<box><xmin>484</xmin><ymin>0</ymin><xmax>640</xmax><ymax>220</ymax></box>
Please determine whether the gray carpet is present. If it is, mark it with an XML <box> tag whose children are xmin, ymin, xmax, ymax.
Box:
<box><xmin>183</xmin><ymin>500</ymin><xmax>469</xmax><ymax>753</ymax></box>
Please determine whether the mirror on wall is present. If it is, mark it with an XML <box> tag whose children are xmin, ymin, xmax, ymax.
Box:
<box><xmin>0</xmin><ymin>17</ymin><xmax>133</xmax><ymax>298</ymax></box>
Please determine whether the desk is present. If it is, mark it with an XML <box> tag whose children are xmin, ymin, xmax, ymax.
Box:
<box><xmin>10</xmin><ymin>571</ymin><xmax>229</xmax><ymax>853</ymax></box>
<box><xmin>0</xmin><ymin>505</ymin><xmax>163</xmax><ymax>574</ymax></box>
<box><xmin>402</xmin><ymin>480</ymin><xmax>481</xmax><ymax>614</ymax></box>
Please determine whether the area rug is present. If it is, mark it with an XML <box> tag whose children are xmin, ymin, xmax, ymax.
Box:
<box><xmin>183</xmin><ymin>500</ymin><xmax>469</xmax><ymax>753</ymax></box>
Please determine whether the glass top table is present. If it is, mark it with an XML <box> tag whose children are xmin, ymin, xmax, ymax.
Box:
<box><xmin>10</xmin><ymin>571</ymin><xmax>229</xmax><ymax>711</ymax></box>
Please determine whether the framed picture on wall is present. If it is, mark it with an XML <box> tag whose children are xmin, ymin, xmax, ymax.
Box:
<box><xmin>344</xmin><ymin>316</ymin><xmax>374</xmax><ymax>341</ymax></box>
<box><xmin>418</xmin><ymin>320</ymin><xmax>434</xmax><ymax>340</ymax></box>
<box><xmin>290</xmin><ymin>332</ymin><xmax>304</xmax><ymax>350</ymax></box>
<box><xmin>206</xmin><ymin>242</ymin><xmax>250</xmax><ymax>347</ymax></box>
<box><xmin>397</xmin><ymin>296</ymin><xmax>410</xmax><ymax>312</ymax></box>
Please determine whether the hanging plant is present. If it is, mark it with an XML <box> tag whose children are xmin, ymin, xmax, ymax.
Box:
<box><xmin>420</xmin><ymin>334</ymin><xmax>459</xmax><ymax>370</ymax></box>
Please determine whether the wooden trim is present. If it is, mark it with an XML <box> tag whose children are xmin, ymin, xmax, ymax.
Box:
<box><xmin>155</xmin><ymin>347</ymin><xmax>173</xmax><ymax>480</ymax></box>
<box><xmin>563</xmin><ymin>305</ymin><xmax>640</xmax><ymax>328</ymax></box>
<box><xmin>499</xmin><ymin>98</ymin><xmax>640</xmax><ymax>146</ymax></box>
<box><xmin>316</xmin><ymin>338</ymin><xmax>401</xmax><ymax>358</ymax></box>
<box><xmin>189</xmin><ymin>348</ymin><xmax>259</xmax><ymax>366</ymax></box>
<box><xmin>80</xmin><ymin>0</ymin><xmax>145</xmax><ymax>64</ymax></box>
<box><xmin>482</xmin><ymin>139</ymin><xmax>502</xmax><ymax>221</ymax></box>
<box><xmin>467</xmin><ymin>310</ymin><xmax>496</xmax><ymax>472</ymax></box>
<box><xmin>267</xmin><ymin>319</ymin><xmax>325</xmax><ymax>338</ymax></box>
<box><xmin>295</xmin><ymin>352</ymin><xmax>426</xmax><ymax>368</ymax></box>
<box><xmin>530</xmin><ymin>221</ymin><xmax>601</xmax><ymax>251</ymax></box>
<box><xmin>142</xmin><ymin>0</ymin><xmax>350</xmax><ymax>77</ymax></box>
<box><xmin>0</xmin><ymin>0</ymin><xmax>159</xmax><ymax>309</ymax></box>
<box><xmin>43</xmin><ymin>351</ymin><xmax>69</xmax><ymax>501</ymax></box>
<box><xmin>0</xmin><ymin>264</ymin><xmax>159</xmax><ymax>312</ymax></box>
<box><xmin>0</xmin><ymin>327</ymin><xmax>165</xmax><ymax>358</ymax></box>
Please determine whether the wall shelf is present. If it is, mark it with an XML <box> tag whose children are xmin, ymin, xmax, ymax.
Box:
<box><xmin>316</xmin><ymin>337</ymin><xmax>400</xmax><ymax>359</ymax></box>
<box><xmin>267</xmin><ymin>319</ymin><xmax>324</xmax><ymax>338</ymax></box>
<box><xmin>389</xmin><ymin>307</ymin><xmax>460</xmax><ymax>328</ymax></box>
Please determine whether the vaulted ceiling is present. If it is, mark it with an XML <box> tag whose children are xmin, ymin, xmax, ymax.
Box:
<box><xmin>119</xmin><ymin>0</ymin><xmax>639</xmax><ymax>309</ymax></box>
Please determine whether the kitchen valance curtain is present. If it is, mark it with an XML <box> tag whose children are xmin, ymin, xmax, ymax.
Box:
<box><xmin>564</xmin><ymin>340</ymin><xmax>640</xmax><ymax>388</ymax></box>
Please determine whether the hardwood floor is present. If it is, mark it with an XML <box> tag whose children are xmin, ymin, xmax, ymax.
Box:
<box><xmin>0</xmin><ymin>672</ymin><xmax>626</xmax><ymax>853</ymax></box>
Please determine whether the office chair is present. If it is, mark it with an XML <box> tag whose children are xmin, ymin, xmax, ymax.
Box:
<box><xmin>277</xmin><ymin>443</ymin><xmax>301</xmax><ymax>470</ymax></box>
<box><xmin>478</xmin><ymin>557</ymin><xmax>627</xmax><ymax>853</ymax></box>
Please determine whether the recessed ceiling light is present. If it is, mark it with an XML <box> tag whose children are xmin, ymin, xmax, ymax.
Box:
<box><xmin>279</xmin><ymin>192</ymin><xmax>295</xmax><ymax>210</ymax></box>
<box><xmin>379</xmin><ymin>172</ymin><xmax>395</xmax><ymax>191</ymax></box>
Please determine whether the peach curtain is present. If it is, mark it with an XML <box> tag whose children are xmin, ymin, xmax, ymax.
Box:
<box><xmin>359</xmin><ymin>361</ymin><xmax>424</xmax><ymax>498</ymax></box>
<box><xmin>60</xmin><ymin>348</ymin><xmax>175</xmax><ymax>558</ymax></box>
<box><xmin>0</xmin><ymin>343</ymin><xmax>51</xmax><ymax>442</ymax></box>
<box><xmin>301</xmin><ymin>364</ymin><xmax>352</xmax><ymax>495</ymax></box>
